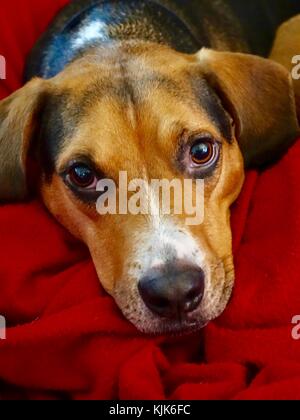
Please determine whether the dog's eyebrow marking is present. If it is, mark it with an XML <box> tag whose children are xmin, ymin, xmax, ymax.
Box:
<box><xmin>38</xmin><ymin>89</ymin><xmax>94</xmax><ymax>179</ymax></box>
<box><xmin>58</xmin><ymin>153</ymin><xmax>106</xmax><ymax>176</ymax></box>
<box><xmin>78</xmin><ymin>72</ymin><xmax>184</xmax><ymax>111</ymax></box>
<box><xmin>38</xmin><ymin>91</ymin><xmax>76</xmax><ymax>179</ymax></box>
<box><xmin>190</xmin><ymin>77</ymin><xmax>233</xmax><ymax>142</ymax></box>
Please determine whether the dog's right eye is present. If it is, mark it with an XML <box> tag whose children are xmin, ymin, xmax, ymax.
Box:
<box><xmin>68</xmin><ymin>164</ymin><xmax>98</xmax><ymax>189</ymax></box>
<box><xmin>190</xmin><ymin>140</ymin><xmax>214</xmax><ymax>165</ymax></box>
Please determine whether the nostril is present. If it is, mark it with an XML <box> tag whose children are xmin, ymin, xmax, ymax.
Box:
<box><xmin>186</xmin><ymin>288</ymin><xmax>201</xmax><ymax>302</ymax></box>
<box><xmin>183</xmin><ymin>288</ymin><xmax>204</xmax><ymax>313</ymax></box>
<box><xmin>183</xmin><ymin>272</ymin><xmax>205</xmax><ymax>312</ymax></box>
<box><xmin>138</xmin><ymin>280</ymin><xmax>172</xmax><ymax>316</ymax></box>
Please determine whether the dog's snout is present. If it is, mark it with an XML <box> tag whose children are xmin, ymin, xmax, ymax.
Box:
<box><xmin>138</xmin><ymin>266</ymin><xmax>205</xmax><ymax>319</ymax></box>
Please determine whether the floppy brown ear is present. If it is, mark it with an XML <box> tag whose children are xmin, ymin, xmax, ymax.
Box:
<box><xmin>197</xmin><ymin>49</ymin><xmax>299</xmax><ymax>167</ymax></box>
<box><xmin>0</xmin><ymin>78</ymin><xmax>48</xmax><ymax>202</ymax></box>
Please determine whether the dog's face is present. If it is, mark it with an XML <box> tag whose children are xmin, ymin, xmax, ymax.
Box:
<box><xmin>0</xmin><ymin>43</ymin><xmax>298</xmax><ymax>334</ymax></box>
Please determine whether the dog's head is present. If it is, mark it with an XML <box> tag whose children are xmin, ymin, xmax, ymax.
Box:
<box><xmin>0</xmin><ymin>43</ymin><xmax>298</xmax><ymax>334</ymax></box>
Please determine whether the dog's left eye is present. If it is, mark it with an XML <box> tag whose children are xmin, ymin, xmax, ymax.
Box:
<box><xmin>179</xmin><ymin>133</ymin><xmax>221</xmax><ymax>177</ymax></box>
<box><xmin>68</xmin><ymin>164</ymin><xmax>98</xmax><ymax>189</ymax></box>
<box><xmin>190</xmin><ymin>138</ymin><xmax>220</xmax><ymax>167</ymax></box>
<box><xmin>190</xmin><ymin>140</ymin><xmax>214</xmax><ymax>165</ymax></box>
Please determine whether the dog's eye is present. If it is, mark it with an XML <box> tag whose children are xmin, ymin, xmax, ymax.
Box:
<box><xmin>68</xmin><ymin>164</ymin><xmax>97</xmax><ymax>189</ymax></box>
<box><xmin>190</xmin><ymin>140</ymin><xmax>215</xmax><ymax>165</ymax></box>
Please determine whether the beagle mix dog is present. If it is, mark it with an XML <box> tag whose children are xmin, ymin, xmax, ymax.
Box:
<box><xmin>0</xmin><ymin>0</ymin><xmax>299</xmax><ymax>334</ymax></box>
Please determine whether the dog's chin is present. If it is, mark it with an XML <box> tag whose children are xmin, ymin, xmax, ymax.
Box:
<box><xmin>116</xmin><ymin>303</ymin><xmax>219</xmax><ymax>335</ymax></box>
<box><xmin>133</xmin><ymin>318</ymin><xmax>209</xmax><ymax>336</ymax></box>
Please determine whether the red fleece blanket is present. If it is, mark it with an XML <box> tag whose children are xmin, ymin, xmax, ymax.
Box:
<box><xmin>0</xmin><ymin>0</ymin><xmax>300</xmax><ymax>400</ymax></box>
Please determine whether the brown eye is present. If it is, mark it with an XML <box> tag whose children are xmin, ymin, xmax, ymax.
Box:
<box><xmin>190</xmin><ymin>140</ymin><xmax>214</xmax><ymax>165</ymax></box>
<box><xmin>68</xmin><ymin>164</ymin><xmax>96</xmax><ymax>189</ymax></box>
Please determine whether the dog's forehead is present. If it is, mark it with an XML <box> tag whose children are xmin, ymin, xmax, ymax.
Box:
<box><xmin>54</xmin><ymin>54</ymin><xmax>190</xmax><ymax>104</ymax></box>
<box><xmin>49</xmin><ymin>44</ymin><xmax>231</xmax><ymax>128</ymax></box>
<box><xmin>42</xmin><ymin>50</ymin><xmax>232</xmax><ymax>174</ymax></box>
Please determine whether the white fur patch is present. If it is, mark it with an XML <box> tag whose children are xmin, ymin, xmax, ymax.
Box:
<box><xmin>133</xmin><ymin>219</ymin><xmax>206</xmax><ymax>275</ymax></box>
<box><xmin>72</xmin><ymin>21</ymin><xmax>108</xmax><ymax>49</ymax></box>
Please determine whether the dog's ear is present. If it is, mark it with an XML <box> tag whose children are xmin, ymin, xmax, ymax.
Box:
<box><xmin>196</xmin><ymin>49</ymin><xmax>299</xmax><ymax>167</ymax></box>
<box><xmin>0</xmin><ymin>78</ymin><xmax>48</xmax><ymax>202</ymax></box>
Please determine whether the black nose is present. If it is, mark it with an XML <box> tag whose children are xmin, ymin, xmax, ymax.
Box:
<box><xmin>138</xmin><ymin>266</ymin><xmax>205</xmax><ymax>319</ymax></box>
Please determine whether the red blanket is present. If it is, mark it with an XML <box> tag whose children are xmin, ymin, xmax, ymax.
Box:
<box><xmin>0</xmin><ymin>0</ymin><xmax>300</xmax><ymax>400</ymax></box>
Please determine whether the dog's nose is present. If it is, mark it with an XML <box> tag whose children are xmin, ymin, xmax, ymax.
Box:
<box><xmin>138</xmin><ymin>266</ymin><xmax>205</xmax><ymax>319</ymax></box>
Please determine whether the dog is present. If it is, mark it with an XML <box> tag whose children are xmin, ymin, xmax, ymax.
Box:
<box><xmin>0</xmin><ymin>0</ymin><xmax>299</xmax><ymax>334</ymax></box>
